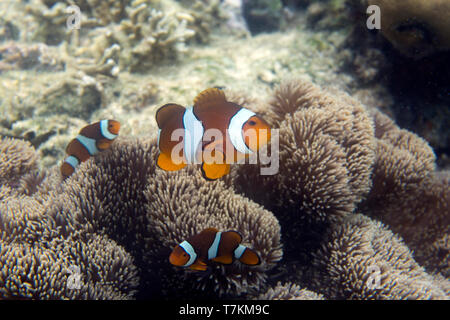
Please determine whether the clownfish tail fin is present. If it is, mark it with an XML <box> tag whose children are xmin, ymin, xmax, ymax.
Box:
<box><xmin>235</xmin><ymin>245</ymin><xmax>260</xmax><ymax>266</ymax></box>
<box><xmin>156</xmin><ymin>103</ymin><xmax>185</xmax><ymax>129</ymax></box>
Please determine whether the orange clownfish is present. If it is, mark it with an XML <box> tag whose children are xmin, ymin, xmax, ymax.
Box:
<box><xmin>169</xmin><ymin>228</ymin><xmax>261</xmax><ymax>271</ymax></box>
<box><xmin>156</xmin><ymin>88</ymin><xmax>271</xmax><ymax>180</ymax></box>
<box><xmin>60</xmin><ymin>120</ymin><xmax>120</xmax><ymax>179</ymax></box>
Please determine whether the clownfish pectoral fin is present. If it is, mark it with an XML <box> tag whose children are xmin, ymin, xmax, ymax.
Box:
<box><xmin>193</xmin><ymin>88</ymin><xmax>227</xmax><ymax>111</ymax></box>
<box><xmin>238</xmin><ymin>248</ymin><xmax>261</xmax><ymax>266</ymax></box>
<box><xmin>201</xmin><ymin>149</ymin><xmax>230</xmax><ymax>180</ymax></box>
<box><xmin>201</xmin><ymin>162</ymin><xmax>230</xmax><ymax>180</ymax></box>
<box><xmin>157</xmin><ymin>152</ymin><xmax>186</xmax><ymax>171</ymax></box>
<box><xmin>212</xmin><ymin>255</ymin><xmax>233</xmax><ymax>265</ymax></box>
<box><xmin>156</xmin><ymin>103</ymin><xmax>185</xmax><ymax>129</ymax></box>
<box><xmin>96</xmin><ymin>138</ymin><xmax>112</xmax><ymax>151</ymax></box>
<box><xmin>189</xmin><ymin>260</ymin><xmax>208</xmax><ymax>271</ymax></box>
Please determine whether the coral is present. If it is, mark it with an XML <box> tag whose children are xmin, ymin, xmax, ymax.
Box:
<box><xmin>0</xmin><ymin>182</ymin><xmax>139</xmax><ymax>299</ymax></box>
<box><xmin>176</xmin><ymin>0</ymin><xmax>225</xmax><ymax>44</ymax></box>
<box><xmin>0</xmin><ymin>17</ymin><xmax>20</xmax><ymax>42</ymax></box>
<box><xmin>361</xmin><ymin>110</ymin><xmax>449</xmax><ymax>277</ymax></box>
<box><xmin>367</xmin><ymin>0</ymin><xmax>450</xmax><ymax>58</ymax></box>
<box><xmin>1</xmin><ymin>79</ymin><xmax>448</xmax><ymax>300</ymax></box>
<box><xmin>0</xmin><ymin>42</ymin><xmax>64</xmax><ymax>73</ymax></box>
<box><xmin>229</xmin><ymin>80</ymin><xmax>375</xmax><ymax>259</ymax></box>
<box><xmin>50</xmin><ymin>137</ymin><xmax>282</xmax><ymax>298</ymax></box>
<box><xmin>37</xmin><ymin>72</ymin><xmax>104</xmax><ymax>119</ymax></box>
<box><xmin>85</xmin><ymin>4</ymin><xmax>196</xmax><ymax>72</ymax></box>
<box><xmin>309</xmin><ymin>214</ymin><xmax>448</xmax><ymax>299</ymax></box>
<box><xmin>0</xmin><ymin>137</ymin><xmax>39</xmax><ymax>188</ymax></box>
<box><xmin>0</xmin><ymin>136</ymin><xmax>282</xmax><ymax>299</ymax></box>
<box><xmin>0</xmin><ymin>236</ymin><xmax>139</xmax><ymax>299</ymax></box>
<box><xmin>256</xmin><ymin>282</ymin><xmax>324</xmax><ymax>300</ymax></box>
<box><xmin>25</xmin><ymin>1</ymin><xmax>69</xmax><ymax>45</ymax></box>
<box><xmin>242</xmin><ymin>0</ymin><xmax>284</xmax><ymax>34</ymax></box>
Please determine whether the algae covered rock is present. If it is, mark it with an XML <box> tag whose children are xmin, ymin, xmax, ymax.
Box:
<box><xmin>368</xmin><ymin>0</ymin><xmax>450</xmax><ymax>58</ymax></box>
<box><xmin>243</xmin><ymin>0</ymin><xmax>284</xmax><ymax>34</ymax></box>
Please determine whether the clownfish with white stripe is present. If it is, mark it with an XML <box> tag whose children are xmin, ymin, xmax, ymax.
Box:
<box><xmin>156</xmin><ymin>88</ymin><xmax>271</xmax><ymax>180</ymax></box>
<box><xmin>60</xmin><ymin>120</ymin><xmax>120</xmax><ymax>179</ymax></box>
<box><xmin>169</xmin><ymin>228</ymin><xmax>261</xmax><ymax>271</ymax></box>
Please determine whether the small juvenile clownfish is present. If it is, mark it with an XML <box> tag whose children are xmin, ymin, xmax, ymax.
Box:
<box><xmin>156</xmin><ymin>88</ymin><xmax>271</xmax><ymax>180</ymax></box>
<box><xmin>169</xmin><ymin>228</ymin><xmax>261</xmax><ymax>271</ymax></box>
<box><xmin>60</xmin><ymin>120</ymin><xmax>120</xmax><ymax>179</ymax></box>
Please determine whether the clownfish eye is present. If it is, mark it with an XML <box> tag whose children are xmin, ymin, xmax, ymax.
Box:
<box><xmin>249</xmin><ymin>120</ymin><xmax>256</xmax><ymax>126</ymax></box>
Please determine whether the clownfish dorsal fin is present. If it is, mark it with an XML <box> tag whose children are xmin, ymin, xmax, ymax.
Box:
<box><xmin>156</xmin><ymin>103</ymin><xmax>185</xmax><ymax>129</ymax></box>
<box><xmin>202</xmin><ymin>227</ymin><xmax>220</xmax><ymax>234</ymax></box>
<box><xmin>193</xmin><ymin>88</ymin><xmax>227</xmax><ymax>111</ymax></box>
<box><xmin>227</xmin><ymin>230</ymin><xmax>243</xmax><ymax>244</ymax></box>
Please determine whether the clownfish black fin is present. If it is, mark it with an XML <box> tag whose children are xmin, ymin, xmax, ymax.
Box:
<box><xmin>193</xmin><ymin>88</ymin><xmax>227</xmax><ymax>111</ymax></box>
<box><xmin>156</xmin><ymin>103</ymin><xmax>185</xmax><ymax>129</ymax></box>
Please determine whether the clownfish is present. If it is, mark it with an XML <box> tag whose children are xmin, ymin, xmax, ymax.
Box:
<box><xmin>156</xmin><ymin>88</ymin><xmax>271</xmax><ymax>180</ymax></box>
<box><xmin>60</xmin><ymin>120</ymin><xmax>120</xmax><ymax>179</ymax></box>
<box><xmin>169</xmin><ymin>228</ymin><xmax>261</xmax><ymax>271</ymax></box>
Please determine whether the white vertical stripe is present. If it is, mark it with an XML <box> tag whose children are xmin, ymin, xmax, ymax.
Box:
<box><xmin>228</xmin><ymin>108</ymin><xmax>255</xmax><ymax>154</ymax></box>
<box><xmin>76</xmin><ymin>135</ymin><xmax>99</xmax><ymax>156</ymax></box>
<box><xmin>179</xmin><ymin>241</ymin><xmax>197</xmax><ymax>267</ymax></box>
<box><xmin>157</xmin><ymin>128</ymin><xmax>161</xmax><ymax>148</ymax></box>
<box><xmin>64</xmin><ymin>155</ymin><xmax>79</xmax><ymax>169</ymax></box>
<box><xmin>234</xmin><ymin>244</ymin><xmax>246</xmax><ymax>259</ymax></box>
<box><xmin>100</xmin><ymin>120</ymin><xmax>117</xmax><ymax>140</ymax></box>
<box><xmin>183</xmin><ymin>107</ymin><xmax>204</xmax><ymax>164</ymax></box>
<box><xmin>207</xmin><ymin>232</ymin><xmax>222</xmax><ymax>260</ymax></box>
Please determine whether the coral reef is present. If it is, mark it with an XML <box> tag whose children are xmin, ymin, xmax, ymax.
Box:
<box><xmin>367</xmin><ymin>0</ymin><xmax>450</xmax><ymax>59</ymax></box>
<box><xmin>227</xmin><ymin>80</ymin><xmax>448</xmax><ymax>299</ymax></box>
<box><xmin>0</xmin><ymin>137</ymin><xmax>39</xmax><ymax>188</ymax></box>
<box><xmin>1</xmin><ymin>79</ymin><xmax>448</xmax><ymax>300</ymax></box>
<box><xmin>361</xmin><ymin>110</ymin><xmax>449</xmax><ymax>277</ymax></box>
<box><xmin>309</xmin><ymin>214</ymin><xmax>448</xmax><ymax>299</ymax></box>
<box><xmin>229</xmin><ymin>79</ymin><xmax>376</xmax><ymax>259</ymax></box>
<box><xmin>0</xmin><ymin>42</ymin><xmax>63</xmax><ymax>73</ymax></box>
<box><xmin>256</xmin><ymin>282</ymin><xmax>324</xmax><ymax>300</ymax></box>
<box><xmin>242</xmin><ymin>0</ymin><xmax>284</xmax><ymax>34</ymax></box>
<box><xmin>1</xmin><ymin>137</ymin><xmax>282</xmax><ymax>299</ymax></box>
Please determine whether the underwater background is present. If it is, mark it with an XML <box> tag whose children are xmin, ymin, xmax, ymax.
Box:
<box><xmin>0</xmin><ymin>0</ymin><xmax>448</xmax><ymax>300</ymax></box>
